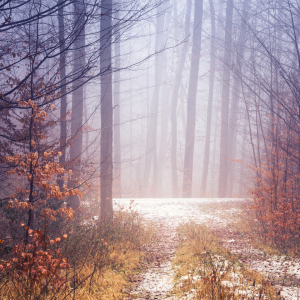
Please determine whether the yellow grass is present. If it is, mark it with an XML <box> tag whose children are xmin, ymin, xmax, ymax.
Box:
<box><xmin>0</xmin><ymin>210</ymin><xmax>156</xmax><ymax>300</ymax></box>
<box><xmin>172</xmin><ymin>221</ymin><xmax>280</xmax><ymax>299</ymax></box>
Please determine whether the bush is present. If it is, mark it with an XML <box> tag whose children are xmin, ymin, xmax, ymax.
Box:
<box><xmin>0</xmin><ymin>206</ymin><xmax>154</xmax><ymax>299</ymax></box>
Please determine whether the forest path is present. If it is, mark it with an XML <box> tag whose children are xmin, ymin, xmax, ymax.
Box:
<box><xmin>116</xmin><ymin>198</ymin><xmax>241</xmax><ymax>299</ymax></box>
<box><xmin>115</xmin><ymin>198</ymin><xmax>300</xmax><ymax>299</ymax></box>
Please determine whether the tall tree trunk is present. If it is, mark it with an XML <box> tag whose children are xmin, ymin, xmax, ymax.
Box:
<box><xmin>227</xmin><ymin>0</ymin><xmax>249</xmax><ymax>197</ymax></box>
<box><xmin>130</xmin><ymin>55</ymin><xmax>133</xmax><ymax>190</ymax></box>
<box><xmin>171</xmin><ymin>0</ymin><xmax>192</xmax><ymax>197</ymax></box>
<box><xmin>83</xmin><ymin>85</ymin><xmax>89</xmax><ymax>165</ymax></box>
<box><xmin>100</xmin><ymin>0</ymin><xmax>113</xmax><ymax>220</ymax></box>
<box><xmin>58</xmin><ymin>0</ymin><xmax>67</xmax><ymax>192</ymax></box>
<box><xmin>156</xmin><ymin>67</ymin><xmax>169</xmax><ymax>195</ymax></box>
<box><xmin>156</xmin><ymin>1</ymin><xmax>171</xmax><ymax>195</ymax></box>
<box><xmin>216</xmin><ymin>0</ymin><xmax>224</xmax><ymax>50</ymax></box>
<box><xmin>84</xmin><ymin>86</ymin><xmax>89</xmax><ymax>161</ymax></box>
<box><xmin>210</xmin><ymin>0</ymin><xmax>223</xmax><ymax>198</ymax></box>
<box><xmin>218</xmin><ymin>0</ymin><xmax>233</xmax><ymax>198</ymax></box>
<box><xmin>201</xmin><ymin>0</ymin><xmax>216</xmax><ymax>197</ymax></box>
<box><xmin>210</xmin><ymin>123</ymin><xmax>217</xmax><ymax>197</ymax></box>
<box><xmin>182</xmin><ymin>0</ymin><xmax>204</xmax><ymax>198</ymax></box>
<box><xmin>69</xmin><ymin>0</ymin><xmax>85</xmax><ymax>209</ymax></box>
<box><xmin>238</xmin><ymin>112</ymin><xmax>247</xmax><ymax>196</ymax></box>
<box><xmin>143</xmin><ymin>4</ymin><xmax>166</xmax><ymax>196</ymax></box>
<box><xmin>83</xmin><ymin>89</ymin><xmax>92</xmax><ymax>201</ymax></box>
<box><xmin>113</xmin><ymin>6</ymin><xmax>121</xmax><ymax>198</ymax></box>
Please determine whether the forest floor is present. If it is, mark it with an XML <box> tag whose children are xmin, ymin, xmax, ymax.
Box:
<box><xmin>114</xmin><ymin>198</ymin><xmax>300</xmax><ymax>300</ymax></box>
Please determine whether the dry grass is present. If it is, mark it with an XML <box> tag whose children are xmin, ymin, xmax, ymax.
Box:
<box><xmin>229</xmin><ymin>213</ymin><xmax>284</xmax><ymax>257</ymax></box>
<box><xmin>172</xmin><ymin>221</ymin><xmax>280</xmax><ymax>299</ymax></box>
<box><xmin>200</xmin><ymin>200</ymin><xmax>285</xmax><ymax>256</ymax></box>
<box><xmin>198</xmin><ymin>200</ymin><xmax>248</xmax><ymax>213</ymax></box>
<box><xmin>215</xmin><ymin>200</ymin><xmax>300</xmax><ymax>257</ymax></box>
<box><xmin>0</xmin><ymin>208</ymin><xmax>156</xmax><ymax>299</ymax></box>
<box><xmin>228</xmin><ymin>207</ymin><xmax>300</xmax><ymax>258</ymax></box>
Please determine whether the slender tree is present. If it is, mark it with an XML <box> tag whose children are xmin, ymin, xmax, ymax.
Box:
<box><xmin>170</xmin><ymin>0</ymin><xmax>192</xmax><ymax>197</ymax></box>
<box><xmin>143</xmin><ymin>3</ymin><xmax>166</xmax><ymax>196</ymax></box>
<box><xmin>156</xmin><ymin>0</ymin><xmax>171</xmax><ymax>196</ymax></box>
<box><xmin>218</xmin><ymin>0</ymin><xmax>234</xmax><ymax>198</ymax></box>
<box><xmin>113</xmin><ymin>3</ymin><xmax>121</xmax><ymax>198</ymax></box>
<box><xmin>238</xmin><ymin>109</ymin><xmax>247</xmax><ymax>196</ymax></box>
<box><xmin>201</xmin><ymin>0</ymin><xmax>216</xmax><ymax>197</ymax></box>
<box><xmin>100</xmin><ymin>0</ymin><xmax>113</xmax><ymax>220</ymax></box>
<box><xmin>69</xmin><ymin>0</ymin><xmax>86</xmax><ymax>208</ymax></box>
<box><xmin>227</xmin><ymin>0</ymin><xmax>249</xmax><ymax>196</ymax></box>
<box><xmin>58</xmin><ymin>0</ymin><xmax>67</xmax><ymax>192</ymax></box>
<box><xmin>182</xmin><ymin>0</ymin><xmax>204</xmax><ymax>198</ymax></box>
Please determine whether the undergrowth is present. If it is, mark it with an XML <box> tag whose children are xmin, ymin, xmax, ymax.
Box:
<box><xmin>0</xmin><ymin>206</ymin><xmax>155</xmax><ymax>299</ymax></box>
<box><xmin>201</xmin><ymin>200</ymin><xmax>290</xmax><ymax>257</ymax></box>
<box><xmin>198</xmin><ymin>200</ymin><xmax>248</xmax><ymax>214</ymax></box>
<box><xmin>172</xmin><ymin>221</ymin><xmax>280</xmax><ymax>299</ymax></box>
<box><xmin>229</xmin><ymin>213</ymin><xmax>285</xmax><ymax>257</ymax></box>
<box><xmin>228</xmin><ymin>206</ymin><xmax>300</xmax><ymax>257</ymax></box>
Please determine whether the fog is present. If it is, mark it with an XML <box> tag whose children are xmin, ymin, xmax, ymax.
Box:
<box><xmin>2</xmin><ymin>0</ymin><xmax>300</xmax><ymax>297</ymax></box>
<box><xmin>80</xmin><ymin>0</ymin><xmax>252</xmax><ymax>201</ymax></box>
<box><xmin>1</xmin><ymin>0</ymin><xmax>299</xmax><ymax>210</ymax></box>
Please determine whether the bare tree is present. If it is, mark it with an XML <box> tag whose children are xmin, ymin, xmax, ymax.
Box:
<box><xmin>58</xmin><ymin>0</ymin><xmax>67</xmax><ymax>192</ymax></box>
<box><xmin>182</xmin><ymin>0</ymin><xmax>204</xmax><ymax>198</ymax></box>
<box><xmin>157</xmin><ymin>0</ymin><xmax>171</xmax><ymax>195</ymax></box>
<box><xmin>143</xmin><ymin>3</ymin><xmax>166</xmax><ymax>196</ymax></box>
<box><xmin>218</xmin><ymin>0</ymin><xmax>234</xmax><ymax>198</ymax></box>
<box><xmin>227</xmin><ymin>0</ymin><xmax>249</xmax><ymax>196</ymax></box>
<box><xmin>100</xmin><ymin>0</ymin><xmax>113</xmax><ymax>219</ymax></box>
<box><xmin>201</xmin><ymin>0</ymin><xmax>216</xmax><ymax>197</ymax></box>
<box><xmin>69</xmin><ymin>0</ymin><xmax>86</xmax><ymax>209</ymax></box>
<box><xmin>113</xmin><ymin>2</ymin><xmax>121</xmax><ymax>198</ymax></box>
<box><xmin>170</xmin><ymin>0</ymin><xmax>192</xmax><ymax>197</ymax></box>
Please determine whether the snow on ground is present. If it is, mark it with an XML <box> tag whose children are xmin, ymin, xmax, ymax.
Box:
<box><xmin>116</xmin><ymin>198</ymin><xmax>243</xmax><ymax>299</ymax></box>
<box><xmin>114</xmin><ymin>198</ymin><xmax>300</xmax><ymax>299</ymax></box>
<box><xmin>113</xmin><ymin>197</ymin><xmax>243</xmax><ymax>228</ymax></box>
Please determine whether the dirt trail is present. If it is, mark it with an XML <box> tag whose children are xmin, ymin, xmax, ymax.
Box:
<box><xmin>115</xmin><ymin>198</ymin><xmax>300</xmax><ymax>299</ymax></box>
<box><xmin>215</xmin><ymin>220</ymin><xmax>300</xmax><ymax>299</ymax></box>
<box><xmin>118</xmin><ymin>198</ymin><xmax>238</xmax><ymax>299</ymax></box>
<box><xmin>129</xmin><ymin>220</ymin><xmax>178</xmax><ymax>299</ymax></box>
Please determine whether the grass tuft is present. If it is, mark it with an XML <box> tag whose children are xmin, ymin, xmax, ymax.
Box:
<box><xmin>0</xmin><ymin>207</ymin><xmax>155</xmax><ymax>299</ymax></box>
<box><xmin>172</xmin><ymin>221</ymin><xmax>280</xmax><ymax>299</ymax></box>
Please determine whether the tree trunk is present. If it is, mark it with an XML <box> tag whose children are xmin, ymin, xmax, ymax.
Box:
<box><xmin>143</xmin><ymin>4</ymin><xmax>166</xmax><ymax>196</ymax></box>
<box><xmin>227</xmin><ymin>0</ymin><xmax>249</xmax><ymax>197</ymax></box>
<box><xmin>218</xmin><ymin>0</ymin><xmax>233</xmax><ymax>198</ymax></box>
<box><xmin>216</xmin><ymin>0</ymin><xmax>224</xmax><ymax>50</ymax></box>
<box><xmin>182</xmin><ymin>0</ymin><xmax>204</xmax><ymax>198</ymax></box>
<box><xmin>156</xmin><ymin>1</ymin><xmax>171</xmax><ymax>196</ymax></box>
<box><xmin>238</xmin><ymin>112</ymin><xmax>247</xmax><ymax>196</ymax></box>
<box><xmin>201</xmin><ymin>0</ymin><xmax>216</xmax><ymax>197</ymax></box>
<box><xmin>210</xmin><ymin>124</ymin><xmax>218</xmax><ymax>197</ymax></box>
<box><xmin>156</xmin><ymin>64</ymin><xmax>170</xmax><ymax>195</ymax></box>
<box><xmin>58</xmin><ymin>0</ymin><xmax>67</xmax><ymax>192</ymax></box>
<box><xmin>171</xmin><ymin>0</ymin><xmax>192</xmax><ymax>197</ymax></box>
<box><xmin>100</xmin><ymin>0</ymin><xmax>113</xmax><ymax>220</ymax></box>
<box><xmin>84</xmin><ymin>86</ymin><xmax>89</xmax><ymax>162</ymax></box>
<box><xmin>113</xmin><ymin>6</ymin><xmax>121</xmax><ymax>198</ymax></box>
<box><xmin>69</xmin><ymin>0</ymin><xmax>85</xmax><ymax>209</ymax></box>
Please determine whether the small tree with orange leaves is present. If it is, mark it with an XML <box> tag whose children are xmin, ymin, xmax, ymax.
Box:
<box><xmin>0</xmin><ymin>86</ymin><xmax>82</xmax><ymax>297</ymax></box>
<box><xmin>250</xmin><ymin>111</ymin><xmax>300</xmax><ymax>251</ymax></box>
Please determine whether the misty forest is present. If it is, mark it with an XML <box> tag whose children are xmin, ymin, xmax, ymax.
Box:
<box><xmin>2</xmin><ymin>0</ymin><xmax>300</xmax><ymax>298</ymax></box>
